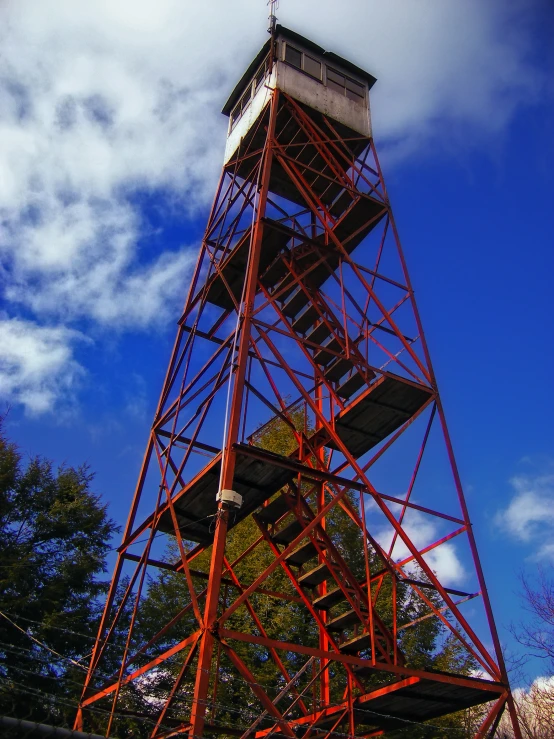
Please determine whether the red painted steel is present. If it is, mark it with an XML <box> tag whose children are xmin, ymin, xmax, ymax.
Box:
<box><xmin>75</xmin><ymin>78</ymin><xmax>522</xmax><ymax>739</ymax></box>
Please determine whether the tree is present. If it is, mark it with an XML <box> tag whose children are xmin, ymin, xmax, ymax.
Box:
<box><xmin>512</xmin><ymin>567</ymin><xmax>554</xmax><ymax>674</ymax></box>
<box><xmin>0</xmin><ymin>422</ymin><xmax>119</xmax><ymax>728</ymax></box>
<box><xmin>127</xmin><ymin>411</ymin><xmax>480</xmax><ymax>738</ymax></box>
<box><xmin>498</xmin><ymin>567</ymin><xmax>554</xmax><ymax>738</ymax></box>
<box><xmin>497</xmin><ymin>679</ymin><xmax>554</xmax><ymax>739</ymax></box>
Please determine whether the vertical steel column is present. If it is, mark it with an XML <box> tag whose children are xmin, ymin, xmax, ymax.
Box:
<box><xmin>188</xmin><ymin>89</ymin><xmax>280</xmax><ymax>739</ymax></box>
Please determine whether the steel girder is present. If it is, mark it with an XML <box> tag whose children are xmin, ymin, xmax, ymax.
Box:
<box><xmin>75</xmin><ymin>89</ymin><xmax>522</xmax><ymax>739</ymax></box>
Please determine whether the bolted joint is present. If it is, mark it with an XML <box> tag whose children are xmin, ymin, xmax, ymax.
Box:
<box><xmin>209</xmin><ymin>620</ymin><xmax>220</xmax><ymax>637</ymax></box>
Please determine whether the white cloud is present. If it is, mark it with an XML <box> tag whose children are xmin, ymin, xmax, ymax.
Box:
<box><xmin>288</xmin><ymin>0</ymin><xmax>545</xmax><ymax>156</ymax></box>
<box><xmin>0</xmin><ymin>318</ymin><xmax>85</xmax><ymax>415</ymax></box>
<box><xmin>375</xmin><ymin>507</ymin><xmax>467</xmax><ymax>585</ymax></box>
<box><xmin>0</xmin><ymin>0</ymin><xmax>547</xmax><ymax>411</ymax></box>
<box><xmin>495</xmin><ymin>471</ymin><xmax>554</xmax><ymax>560</ymax></box>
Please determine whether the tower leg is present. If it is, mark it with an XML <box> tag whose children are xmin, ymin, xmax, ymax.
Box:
<box><xmin>189</xmin><ymin>90</ymin><xmax>279</xmax><ymax>739</ymax></box>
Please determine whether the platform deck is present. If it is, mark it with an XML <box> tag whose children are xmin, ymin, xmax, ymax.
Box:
<box><xmin>156</xmin><ymin>376</ymin><xmax>431</xmax><ymax>544</ymax></box>
<box><xmin>329</xmin><ymin>374</ymin><xmax>432</xmax><ymax>459</ymax></box>
<box><xmin>294</xmin><ymin>673</ymin><xmax>502</xmax><ymax>736</ymax></box>
<box><xmin>157</xmin><ymin>445</ymin><xmax>295</xmax><ymax>544</ymax></box>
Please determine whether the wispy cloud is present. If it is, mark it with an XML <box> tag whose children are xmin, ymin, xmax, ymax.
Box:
<box><xmin>0</xmin><ymin>0</ymin><xmax>548</xmax><ymax>412</ymax></box>
<box><xmin>374</xmin><ymin>507</ymin><xmax>467</xmax><ymax>585</ymax></box>
<box><xmin>0</xmin><ymin>318</ymin><xmax>85</xmax><ymax>415</ymax></box>
<box><xmin>494</xmin><ymin>469</ymin><xmax>554</xmax><ymax>561</ymax></box>
<box><xmin>291</xmin><ymin>0</ymin><xmax>545</xmax><ymax>158</ymax></box>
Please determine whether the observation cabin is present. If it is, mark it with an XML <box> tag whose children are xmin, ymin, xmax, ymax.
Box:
<box><xmin>222</xmin><ymin>25</ymin><xmax>377</xmax><ymax>164</ymax></box>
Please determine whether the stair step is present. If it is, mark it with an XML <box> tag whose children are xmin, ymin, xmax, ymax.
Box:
<box><xmin>339</xmin><ymin>632</ymin><xmax>371</xmax><ymax>654</ymax></box>
<box><xmin>336</xmin><ymin>371</ymin><xmax>367</xmax><ymax>398</ymax></box>
<box><xmin>324</xmin><ymin>355</ymin><xmax>354</xmax><ymax>383</ymax></box>
<box><xmin>285</xmin><ymin>540</ymin><xmax>326</xmax><ymax>566</ymax></box>
<box><xmin>271</xmin><ymin>518</ymin><xmax>308</xmax><ymax>545</ymax></box>
<box><xmin>257</xmin><ymin>494</ymin><xmax>293</xmax><ymax>524</ymax></box>
<box><xmin>298</xmin><ymin>562</ymin><xmax>331</xmax><ymax>589</ymax></box>
<box><xmin>352</xmin><ymin>664</ymin><xmax>378</xmax><ymax>678</ymax></box>
<box><xmin>282</xmin><ymin>288</ymin><xmax>309</xmax><ymax>319</ymax></box>
<box><xmin>327</xmin><ymin>607</ymin><xmax>368</xmax><ymax>633</ymax></box>
<box><xmin>313</xmin><ymin>587</ymin><xmax>354</xmax><ymax>611</ymax></box>
<box><xmin>261</xmin><ymin>255</ymin><xmax>288</xmax><ymax>289</ymax></box>
<box><xmin>329</xmin><ymin>189</ymin><xmax>353</xmax><ymax>218</ymax></box>
<box><xmin>276</xmin><ymin>281</ymin><xmax>298</xmax><ymax>304</ymax></box>
<box><xmin>313</xmin><ymin>337</ymin><xmax>341</xmax><ymax>366</ymax></box>
<box><xmin>305</xmin><ymin>321</ymin><xmax>332</xmax><ymax>347</ymax></box>
<box><xmin>292</xmin><ymin>304</ymin><xmax>319</xmax><ymax>335</ymax></box>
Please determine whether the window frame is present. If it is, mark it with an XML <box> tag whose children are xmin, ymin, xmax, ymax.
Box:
<box><xmin>303</xmin><ymin>53</ymin><xmax>322</xmax><ymax>81</ymax></box>
<box><xmin>282</xmin><ymin>43</ymin><xmax>323</xmax><ymax>83</ymax></box>
<box><xmin>230</xmin><ymin>84</ymin><xmax>253</xmax><ymax>130</ymax></box>
<box><xmin>325</xmin><ymin>65</ymin><xmax>365</xmax><ymax>103</ymax></box>
<box><xmin>284</xmin><ymin>43</ymin><xmax>302</xmax><ymax>70</ymax></box>
<box><xmin>231</xmin><ymin>44</ymin><xmax>367</xmax><ymax>133</ymax></box>
<box><xmin>281</xmin><ymin>43</ymin><xmax>366</xmax><ymax>102</ymax></box>
<box><xmin>230</xmin><ymin>53</ymin><xmax>271</xmax><ymax>131</ymax></box>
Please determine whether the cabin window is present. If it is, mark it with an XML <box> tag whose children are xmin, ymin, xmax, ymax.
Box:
<box><xmin>230</xmin><ymin>105</ymin><xmax>241</xmax><ymax>129</ymax></box>
<box><xmin>284</xmin><ymin>45</ymin><xmax>323</xmax><ymax>81</ymax></box>
<box><xmin>326</xmin><ymin>67</ymin><xmax>364</xmax><ymax>101</ymax></box>
<box><xmin>254</xmin><ymin>54</ymin><xmax>270</xmax><ymax>92</ymax></box>
<box><xmin>285</xmin><ymin>44</ymin><xmax>302</xmax><ymax>69</ymax></box>
<box><xmin>230</xmin><ymin>53</ymin><xmax>271</xmax><ymax>130</ymax></box>
<box><xmin>303</xmin><ymin>54</ymin><xmax>322</xmax><ymax>80</ymax></box>
<box><xmin>230</xmin><ymin>86</ymin><xmax>251</xmax><ymax>129</ymax></box>
<box><xmin>326</xmin><ymin>68</ymin><xmax>345</xmax><ymax>94</ymax></box>
<box><xmin>345</xmin><ymin>76</ymin><xmax>364</xmax><ymax>101</ymax></box>
<box><xmin>254</xmin><ymin>67</ymin><xmax>265</xmax><ymax>91</ymax></box>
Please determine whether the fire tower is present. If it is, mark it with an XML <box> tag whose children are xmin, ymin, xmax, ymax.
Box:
<box><xmin>77</xmin><ymin>25</ymin><xmax>522</xmax><ymax>739</ymax></box>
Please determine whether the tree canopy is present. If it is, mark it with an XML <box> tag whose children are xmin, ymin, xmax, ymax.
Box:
<box><xmin>0</xmin><ymin>423</ymin><xmax>118</xmax><ymax>728</ymax></box>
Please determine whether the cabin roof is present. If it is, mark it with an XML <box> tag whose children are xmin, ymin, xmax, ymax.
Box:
<box><xmin>222</xmin><ymin>25</ymin><xmax>377</xmax><ymax>116</ymax></box>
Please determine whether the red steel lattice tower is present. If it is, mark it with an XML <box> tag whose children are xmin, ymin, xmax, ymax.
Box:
<box><xmin>77</xmin><ymin>26</ymin><xmax>522</xmax><ymax>739</ymax></box>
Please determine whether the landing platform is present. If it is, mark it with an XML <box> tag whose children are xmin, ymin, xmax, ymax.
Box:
<box><xmin>352</xmin><ymin>673</ymin><xmax>501</xmax><ymax>731</ymax></box>
<box><xmin>229</xmin><ymin>99</ymin><xmax>371</xmax><ymax>205</ymax></box>
<box><xmin>156</xmin><ymin>445</ymin><xmax>294</xmax><ymax>544</ymax></box>
<box><xmin>203</xmin><ymin>195</ymin><xmax>386</xmax><ymax>314</ymax></box>
<box><xmin>311</xmin><ymin>373</ymin><xmax>432</xmax><ymax>459</ymax></box>
<box><xmin>289</xmin><ymin>671</ymin><xmax>503</xmax><ymax>736</ymax></box>
<box><xmin>156</xmin><ymin>376</ymin><xmax>431</xmax><ymax>545</ymax></box>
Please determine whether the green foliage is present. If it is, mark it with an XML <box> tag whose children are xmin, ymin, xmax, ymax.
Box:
<box><xmin>0</xmin><ymin>423</ymin><xmax>119</xmax><ymax>726</ymax></box>
<box><xmin>134</xmin><ymin>408</ymin><xmax>480</xmax><ymax>737</ymax></box>
<box><xmin>251</xmin><ymin>406</ymin><xmax>307</xmax><ymax>456</ymax></box>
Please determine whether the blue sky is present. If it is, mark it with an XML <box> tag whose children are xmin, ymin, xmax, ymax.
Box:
<box><xmin>1</xmin><ymin>0</ymin><xmax>553</xmax><ymax>686</ymax></box>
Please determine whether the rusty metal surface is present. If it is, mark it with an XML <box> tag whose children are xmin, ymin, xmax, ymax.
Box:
<box><xmin>75</xmin><ymin>50</ymin><xmax>522</xmax><ymax>739</ymax></box>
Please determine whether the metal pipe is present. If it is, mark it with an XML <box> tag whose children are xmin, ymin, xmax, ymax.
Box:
<box><xmin>1</xmin><ymin>715</ymin><xmax>116</xmax><ymax>739</ymax></box>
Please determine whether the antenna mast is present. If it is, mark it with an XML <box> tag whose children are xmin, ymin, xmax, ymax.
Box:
<box><xmin>267</xmin><ymin>0</ymin><xmax>279</xmax><ymax>71</ymax></box>
<box><xmin>268</xmin><ymin>0</ymin><xmax>278</xmax><ymax>35</ymax></box>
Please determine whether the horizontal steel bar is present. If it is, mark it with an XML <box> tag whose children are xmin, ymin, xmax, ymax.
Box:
<box><xmin>232</xmin><ymin>442</ymin><xmax>366</xmax><ymax>491</ymax></box>
<box><xmin>156</xmin><ymin>429</ymin><xmax>220</xmax><ymax>456</ymax></box>
<box><xmin>373</xmin><ymin>491</ymin><xmax>466</xmax><ymax>525</ymax></box>
<box><xmin>402</xmin><ymin>578</ymin><xmax>473</xmax><ymax>598</ymax></box>
<box><xmin>121</xmin><ymin>553</ymin><xmax>303</xmax><ymax>605</ymax></box>
<box><xmin>219</xmin><ymin>629</ymin><xmax>506</xmax><ymax>692</ymax></box>
<box><xmin>0</xmin><ymin>717</ymin><xmax>116</xmax><ymax>739</ymax></box>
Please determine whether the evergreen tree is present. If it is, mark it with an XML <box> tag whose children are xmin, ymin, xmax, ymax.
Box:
<box><xmin>0</xmin><ymin>423</ymin><xmax>119</xmax><ymax>727</ymax></box>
